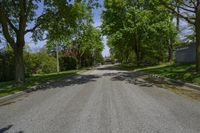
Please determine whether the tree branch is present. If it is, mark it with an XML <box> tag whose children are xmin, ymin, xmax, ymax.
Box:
<box><xmin>170</xmin><ymin>3</ymin><xmax>195</xmax><ymax>13</ymax></box>
<box><xmin>25</xmin><ymin>24</ymin><xmax>39</xmax><ymax>34</ymax></box>
<box><xmin>7</xmin><ymin>18</ymin><xmax>18</xmax><ymax>33</ymax></box>
<box><xmin>25</xmin><ymin>14</ymin><xmax>44</xmax><ymax>34</ymax></box>
<box><xmin>17</xmin><ymin>0</ymin><xmax>27</xmax><ymax>47</ymax></box>
<box><xmin>181</xmin><ymin>2</ymin><xmax>195</xmax><ymax>9</ymax></box>
<box><xmin>19</xmin><ymin>0</ymin><xmax>26</xmax><ymax>34</ymax></box>
<box><xmin>0</xmin><ymin>7</ymin><xmax>15</xmax><ymax>48</ymax></box>
<box><xmin>160</xmin><ymin>0</ymin><xmax>195</xmax><ymax>25</ymax></box>
<box><xmin>25</xmin><ymin>0</ymin><xmax>33</xmax><ymax>19</ymax></box>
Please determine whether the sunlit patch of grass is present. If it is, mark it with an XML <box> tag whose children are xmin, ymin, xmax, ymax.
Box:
<box><xmin>117</xmin><ymin>63</ymin><xmax>200</xmax><ymax>84</ymax></box>
<box><xmin>140</xmin><ymin>63</ymin><xmax>200</xmax><ymax>85</ymax></box>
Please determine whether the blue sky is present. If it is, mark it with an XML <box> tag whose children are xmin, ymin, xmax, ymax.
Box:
<box><xmin>26</xmin><ymin>1</ymin><xmax>110</xmax><ymax>57</ymax></box>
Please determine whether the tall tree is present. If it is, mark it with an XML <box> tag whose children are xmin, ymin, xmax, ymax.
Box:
<box><xmin>102</xmin><ymin>0</ymin><xmax>176</xmax><ymax>65</ymax></box>
<box><xmin>0</xmin><ymin>0</ymin><xmax>90</xmax><ymax>82</ymax></box>
<box><xmin>158</xmin><ymin>0</ymin><xmax>200</xmax><ymax>71</ymax></box>
<box><xmin>45</xmin><ymin>2</ymin><xmax>103</xmax><ymax>68</ymax></box>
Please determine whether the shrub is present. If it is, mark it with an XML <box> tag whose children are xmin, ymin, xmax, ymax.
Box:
<box><xmin>0</xmin><ymin>48</ymin><xmax>15</xmax><ymax>82</ymax></box>
<box><xmin>24</xmin><ymin>52</ymin><xmax>57</xmax><ymax>75</ymax></box>
<box><xmin>60</xmin><ymin>56</ymin><xmax>77</xmax><ymax>71</ymax></box>
<box><xmin>0</xmin><ymin>48</ymin><xmax>57</xmax><ymax>82</ymax></box>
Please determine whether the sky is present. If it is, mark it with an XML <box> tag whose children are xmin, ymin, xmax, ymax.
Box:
<box><xmin>26</xmin><ymin>0</ymin><xmax>110</xmax><ymax>57</ymax></box>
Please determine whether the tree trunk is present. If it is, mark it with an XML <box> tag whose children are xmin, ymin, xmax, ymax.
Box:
<box><xmin>196</xmin><ymin>5</ymin><xmax>200</xmax><ymax>72</ymax></box>
<box><xmin>176</xmin><ymin>3</ymin><xmax>180</xmax><ymax>31</ymax></box>
<box><xmin>168</xmin><ymin>39</ymin><xmax>173</xmax><ymax>62</ymax></box>
<box><xmin>77</xmin><ymin>54</ymin><xmax>82</xmax><ymax>69</ymax></box>
<box><xmin>56</xmin><ymin>43</ymin><xmax>60</xmax><ymax>73</ymax></box>
<box><xmin>135</xmin><ymin>49</ymin><xmax>140</xmax><ymax>66</ymax></box>
<box><xmin>14</xmin><ymin>46</ymin><xmax>25</xmax><ymax>83</ymax></box>
<box><xmin>133</xmin><ymin>33</ymin><xmax>140</xmax><ymax>66</ymax></box>
<box><xmin>125</xmin><ymin>52</ymin><xmax>129</xmax><ymax>64</ymax></box>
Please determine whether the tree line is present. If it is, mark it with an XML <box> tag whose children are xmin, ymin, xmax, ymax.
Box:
<box><xmin>0</xmin><ymin>0</ymin><xmax>103</xmax><ymax>83</ymax></box>
<box><xmin>101</xmin><ymin>0</ymin><xmax>199</xmax><ymax>69</ymax></box>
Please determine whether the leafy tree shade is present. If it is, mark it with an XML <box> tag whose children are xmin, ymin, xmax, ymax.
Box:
<box><xmin>102</xmin><ymin>0</ymin><xmax>177</xmax><ymax>65</ymax></box>
<box><xmin>156</xmin><ymin>0</ymin><xmax>200</xmax><ymax>72</ymax></box>
<box><xmin>0</xmin><ymin>0</ymin><xmax>93</xmax><ymax>83</ymax></box>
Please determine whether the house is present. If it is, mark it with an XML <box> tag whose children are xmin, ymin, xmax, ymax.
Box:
<box><xmin>176</xmin><ymin>43</ymin><xmax>196</xmax><ymax>64</ymax></box>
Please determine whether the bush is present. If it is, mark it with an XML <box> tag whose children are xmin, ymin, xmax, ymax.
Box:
<box><xmin>0</xmin><ymin>48</ymin><xmax>57</xmax><ymax>82</ymax></box>
<box><xmin>24</xmin><ymin>52</ymin><xmax>57</xmax><ymax>75</ymax></box>
<box><xmin>60</xmin><ymin>56</ymin><xmax>77</xmax><ymax>71</ymax></box>
<box><xmin>0</xmin><ymin>48</ymin><xmax>15</xmax><ymax>82</ymax></box>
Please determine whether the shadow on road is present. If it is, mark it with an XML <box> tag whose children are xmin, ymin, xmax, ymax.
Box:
<box><xmin>110</xmin><ymin>72</ymin><xmax>153</xmax><ymax>87</ymax></box>
<box><xmin>100</xmin><ymin>65</ymin><xmax>153</xmax><ymax>87</ymax></box>
<box><xmin>0</xmin><ymin>125</ymin><xmax>13</xmax><ymax>133</ymax></box>
<box><xmin>97</xmin><ymin>65</ymin><xmax>121</xmax><ymax>70</ymax></box>
<box><xmin>25</xmin><ymin>74</ymin><xmax>101</xmax><ymax>93</ymax></box>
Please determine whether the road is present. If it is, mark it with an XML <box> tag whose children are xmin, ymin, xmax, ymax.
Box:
<box><xmin>0</xmin><ymin>65</ymin><xmax>200</xmax><ymax>133</ymax></box>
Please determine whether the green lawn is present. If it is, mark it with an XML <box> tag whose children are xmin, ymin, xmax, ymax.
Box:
<box><xmin>118</xmin><ymin>63</ymin><xmax>200</xmax><ymax>85</ymax></box>
<box><xmin>141</xmin><ymin>64</ymin><xmax>200</xmax><ymax>85</ymax></box>
<box><xmin>0</xmin><ymin>68</ymin><xmax>89</xmax><ymax>97</ymax></box>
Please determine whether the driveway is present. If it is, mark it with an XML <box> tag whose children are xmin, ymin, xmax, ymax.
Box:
<box><xmin>0</xmin><ymin>65</ymin><xmax>200</xmax><ymax>133</ymax></box>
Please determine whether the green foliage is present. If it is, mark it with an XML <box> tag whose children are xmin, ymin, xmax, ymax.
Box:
<box><xmin>102</xmin><ymin>0</ymin><xmax>177</xmax><ymax>65</ymax></box>
<box><xmin>24</xmin><ymin>51</ymin><xmax>57</xmax><ymax>75</ymax></box>
<box><xmin>60</xmin><ymin>56</ymin><xmax>78</xmax><ymax>71</ymax></box>
<box><xmin>111</xmin><ymin>56</ymin><xmax>115</xmax><ymax>64</ymax></box>
<box><xmin>0</xmin><ymin>47</ymin><xmax>59</xmax><ymax>82</ymax></box>
<box><xmin>0</xmin><ymin>69</ymin><xmax>80</xmax><ymax>97</ymax></box>
<box><xmin>0</xmin><ymin>48</ymin><xmax>15</xmax><ymax>82</ymax></box>
<box><xmin>141</xmin><ymin>63</ymin><xmax>200</xmax><ymax>84</ymax></box>
<box><xmin>0</xmin><ymin>0</ymin><xmax>100</xmax><ymax>82</ymax></box>
<box><xmin>75</xmin><ymin>25</ymin><xmax>104</xmax><ymax>67</ymax></box>
<box><xmin>45</xmin><ymin>1</ymin><xmax>104</xmax><ymax>69</ymax></box>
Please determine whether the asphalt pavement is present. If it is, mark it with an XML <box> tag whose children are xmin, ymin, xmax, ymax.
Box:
<box><xmin>0</xmin><ymin>65</ymin><xmax>200</xmax><ymax>133</ymax></box>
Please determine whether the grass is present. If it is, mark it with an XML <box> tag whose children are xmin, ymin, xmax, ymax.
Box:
<box><xmin>140</xmin><ymin>63</ymin><xmax>200</xmax><ymax>84</ymax></box>
<box><xmin>0</xmin><ymin>68</ymin><xmax>89</xmax><ymax>97</ymax></box>
<box><xmin>117</xmin><ymin>63</ymin><xmax>200</xmax><ymax>85</ymax></box>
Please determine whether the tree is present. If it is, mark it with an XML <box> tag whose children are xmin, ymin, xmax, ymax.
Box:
<box><xmin>0</xmin><ymin>0</ymin><xmax>90</xmax><ymax>82</ymax></box>
<box><xmin>157</xmin><ymin>0</ymin><xmax>200</xmax><ymax>71</ymax></box>
<box><xmin>24</xmin><ymin>49</ymin><xmax>57</xmax><ymax>75</ymax></box>
<box><xmin>102</xmin><ymin>0</ymin><xmax>177</xmax><ymax>65</ymax></box>
<box><xmin>45</xmin><ymin>2</ymin><xmax>103</xmax><ymax>68</ymax></box>
<box><xmin>75</xmin><ymin>25</ymin><xmax>104</xmax><ymax>67</ymax></box>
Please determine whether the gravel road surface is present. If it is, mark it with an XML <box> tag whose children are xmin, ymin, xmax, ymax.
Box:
<box><xmin>0</xmin><ymin>65</ymin><xmax>200</xmax><ymax>133</ymax></box>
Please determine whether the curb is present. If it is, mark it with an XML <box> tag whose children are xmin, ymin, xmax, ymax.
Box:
<box><xmin>140</xmin><ymin>72</ymin><xmax>200</xmax><ymax>91</ymax></box>
<box><xmin>0</xmin><ymin>91</ymin><xmax>26</xmax><ymax>104</ymax></box>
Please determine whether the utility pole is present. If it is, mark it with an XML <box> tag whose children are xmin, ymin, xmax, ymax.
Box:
<box><xmin>56</xmin><ymin>42</ymin><xmax>60</xmax><ymax>73</ymax></box>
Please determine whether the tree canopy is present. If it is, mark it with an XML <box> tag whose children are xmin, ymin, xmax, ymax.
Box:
<box><xmin>102</xmin><ymin>0</ymin><xmax>177</xmax><ymax>65</ymax></box>
<box><xmin>0</xmin><ymin>0</ymin><xmax>102</xmax><ymax>82</ymax></box>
